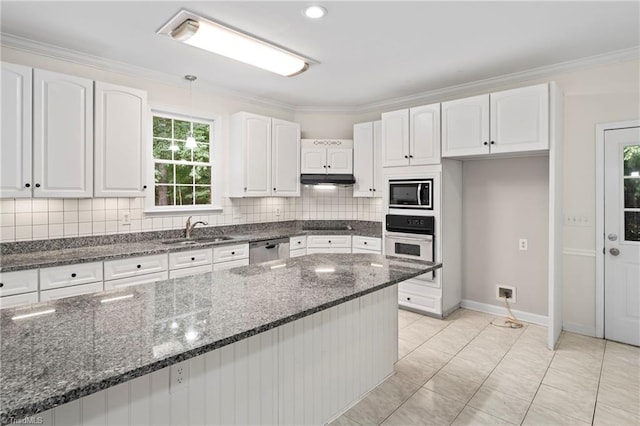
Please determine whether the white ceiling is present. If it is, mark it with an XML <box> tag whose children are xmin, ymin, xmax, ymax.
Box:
<box><xmin>1</xmin><ymin>1</ymin><xmax>638</xmax><ymax>109</ymax></box>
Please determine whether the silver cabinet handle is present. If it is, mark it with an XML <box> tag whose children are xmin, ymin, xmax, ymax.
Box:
<box><xmin>610</xmin><ymin>248</ymin><xmax>620</xmax><ymax>256</ymax></box>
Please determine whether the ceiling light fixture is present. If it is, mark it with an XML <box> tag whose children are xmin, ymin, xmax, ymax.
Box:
<box><xmin>185</xmin><ymin>75</ymin><xmax>198</xmax><ymax>150</ymax></box>
<box><xmin>158</xmin><ymin>10</ymin><xmax>310</xmax><ymax>77</ymax></box>
<box><xmin>303</xmin><ymin>5</ymin><xmax>327</xmax><ymax>19</ymax></box>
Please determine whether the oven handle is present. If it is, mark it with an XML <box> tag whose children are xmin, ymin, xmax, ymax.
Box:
<box><xmin>417</xmin><ymin>183</ymin><xmax>422</xmax><ymax>206</ymax></box>
<box><xmin>385</xmin><ymin>233</ymin><xmax>433</xmax><ymax>242</ymax></box>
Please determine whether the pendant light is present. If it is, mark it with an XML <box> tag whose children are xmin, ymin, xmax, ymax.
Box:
<box><xmin>185</xmin><ymin>74</ymin><xmax>198</xmax><ymax>150</ymax></box>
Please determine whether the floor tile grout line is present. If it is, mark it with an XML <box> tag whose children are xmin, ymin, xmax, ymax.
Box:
<box><xmin>591</xmin><ymin>340</ymin><xmax>608</xmax><ymax>425</ymax></box>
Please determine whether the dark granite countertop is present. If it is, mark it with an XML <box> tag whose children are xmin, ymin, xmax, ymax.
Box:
<box><xmin>0</xmin><ymin>253</ymin><xmax>440</xmax><ymax>423</ymax></box>
<box><xmin>0</xmin><ymin>220</ymin><xmax>382</xmax><ymax>272</ymax></box>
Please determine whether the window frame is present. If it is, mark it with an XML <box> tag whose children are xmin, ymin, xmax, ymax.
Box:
<box><xmin>145</xmin><ymin>107</ymin><xmax>223</xmax><ymax>214</ymax></box>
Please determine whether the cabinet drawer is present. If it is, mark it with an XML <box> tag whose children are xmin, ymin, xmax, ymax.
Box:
<box><xmin>40</xmin><ymin>282</ymin><xmax>103</xmax><ymax>302</ymax></box>
<box><xmin>40</xmin><ymin>262</ymin><xmax>103</xmax><ymax>290</ymax></box>
<box><xmin>306</xmin><ymin>235</ymin><xmax>351</xmax><ymax>248</ymax></box>
<box><xmin>169</xmin><ymin>264</ymin><xmax>212</xmax><ymax>279</ymax></box>
<box><xmin>213</xmin><ymin>243</ymin><xmax>249</xmax><ymax>263</ymax></box>
<box><xmin>213</xmin><ymin>258</ymin><xmax>249</xmax><ymax>272</ymax></box>
<box><xmin>290</xmin><ymin>235</ymin><xmax>307</xmax><ymax>249</ymax></box>
<box><xmin>352</xmin><ymin>236</ymin><xmax>381</xmax><ymax>251</ymax></box>
<box><xmin>352</xmin><ymin>248</ymin><xmax>381</xmax><ymax>254</ymax></box>
<box><xmin>0</xmin><ymin>269</ymin><xmax>38</xmax><ymax>297</ymax></box>
<box><xmin>400</xmin><ymin>275</ymin><xmax>440</xmax><ymax>291</ymax></box>
<box><xmin>398</xmin><ymin>290</ymin><xmax>441</xmax><ymax>314</ymax></box>
<box><xmin>169</xmin><ymin>249</ymin><xmax>213</xmax><ymax>270</ymax></box>
<box><xmin>104</xmin><ymin>254</ymin><xmax>168</xmax><ymax>280</ymax></box>
<box><xmin>306</xmin><ymin>247</ymin><xmax>351</xmax><ymax>254</ymax></box>
<box><xmin>0</xmin><ymin>292</ymin><xmax>38</xmax><ymax>309</ymax></box>
<box><xmin>290</xmin><ymin>248</ymin><xmax>307</xmax><ymax>258</ymax></box>
<box><xmin>104</xmin><ymin>271</ymin><xmax>168</xmax><ymax>290</ymax></box>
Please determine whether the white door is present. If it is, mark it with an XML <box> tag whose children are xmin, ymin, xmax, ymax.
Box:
<box><xmin>604</xmin><ymin>126</ymin><xmax>640</xmax><ymax>346</ymax></box>
<box><xmin>490</xmin><ymin>84</ymin><xmax>549</xmax><ymax>154</ymax></box>
<box><xmin>381</xmin><ymin>109</ymin><xmax>409</xmax><ymax>167</ymax></box>
<box><xmin>301</xmin><ymin>147</ymin><xmax>327</xmax><ymax>174</ymax></box>
<box><xmin>409</xmin><ymin>103</ymin><xmax>441</xmax><ymax>165</ymax></box>
<box><xmin>1</xmin><ymin>62</ymin><xmax>32</xmax><ymax>198</ymax></box>
<box><xmin>243</xmin><ymin>113</ymin><xmax>271</xmax><ymax>197</ymax></box>
<box><xmin>441</xmin><ymin>94</ymin><xmax>489</xmax><ymax>157</ymax></box>
<box><xmin>327</xmin><ymin>148</ymin><xmax>353</xmax><ymax>174</ymax></box>
<box><xmin>353</xmin><ymin>122</ymin><xmax>374</xmax><ymax>197</ymax></box>
<box><xmin>33</xmin><ymin>69</ymin><xmax>93</xmax><ymax>198</ymax></box>
<box><xmin>94</xmin><ymin>82</ymin><xmax>148</xmax><ymax>197</ymax></box>
<box><xmin>272</xmin><ymin>118</ymin><xmax>300</xmax><ymax>196</ymax></box>
<box><xmin>373</xmin><ymin>120</ymin><xmax>382</xmax><ymax>196</ymax></box>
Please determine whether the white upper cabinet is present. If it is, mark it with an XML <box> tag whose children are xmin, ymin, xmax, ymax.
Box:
<box><xmin>1</xmin><ymin>62</ymin><xmax>32</xmax><ymax>198</ymax></box>
<box><xmin>94</xmin><ymin>82</ymin><xmax>148</xmax><ymax>197</ymax></box>
<box><xmin>272</xmin><ymin>118</ymin><xmax>301</xmax><ymax>196</ymax></box>
<box><xmin>381</xmin><ymin>103</ymin><xmax>441</xmax><ymax>167</ymax></box>
<box><xmin>490</xmin><ymin>84</ymin><xmax>549</xmax><ymax>154</ymax></box>
<box><xmin>33</xmin><ymin>69</ymin><xmax>93</xmax><ymax>198</ymax></box>
<box><xmin>442</xmin><ymin>84</ymin><xmax>549</xmax><ymax>158</ymax></box>
<box><xmin>229</xmin><ymin>112</ymin><xmax>300</xmax><ymax>197</ymax></box>
<box><xmin>353</xmin><ymin>120</ymin><xmax>382</xmax><ymax>197</ymax></box>
<box><xmin>300</xmin><ymin>140</ymin><xmax>353</xmax><ymax>174</ymax></box>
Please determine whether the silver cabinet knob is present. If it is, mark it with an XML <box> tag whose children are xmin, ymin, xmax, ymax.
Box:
<box><xmin>607</xmin><ymin>233</ymin><xmax>618</xmax><ymax>241</ymax></box>
<box><xmin>610</xmin><ymin>248</ymin><xmax>620</xmax><ymax>256</ymax></box>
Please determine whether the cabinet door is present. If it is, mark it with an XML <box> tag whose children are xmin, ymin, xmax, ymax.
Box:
<box><xmin>272</xmin><ymin>119</ymin><xmax>300</xmax><ymax>196</ymax></box>
<box><xmin>327</xmin><ymin>148</ymin><xmax>353</xmax><ymax>173</ymax></box>
<box><xmin>490</xmin><ymin>84</ymin><xmax>549</xmax><ymax>154</ymax></box>
<box><xmin>94</xmin><ymin>82</ymin><xmax>148</xmax><ymax>197</ymax></box>
<box><xmin>243</xmin><ymin>113</ymin><xmax>272</xmax><ymax>196</ymax></box>
<box><xmin>372</xmin><ymin>120</ymin><xmax>382</xmax><ymax>196</ymax></box>
<box><xmin>33</xmin><ymin>69</ymin><xmax>93</xmax><ymax>197</ymax></box>
<box><xmin>410</xmin><ymin>103</ymin><xmax>441</xmax><ymax>165</ymax></box>
<box><xmin>353</xmin><ymin>122</ymin><xmax>374</xmax><ymax>197</ymax></box>
<box><xmin>1</xmin><ymin>62</ymin><xmax>32</xmax><ymax>198</ymax></box>
<box><xmin>442</xmin><ymin>94</ymin><xmax>489</xmax><ymax>157</ymax></box>
<box><xmin>301</xmin><ymin>147</ymin><xmax>327</xmax><ymax>174</ymax></box>
<box><xmin>381</xmin><ymin>109</ymin><xmax>409</xmax><ymax>167</ymax></box>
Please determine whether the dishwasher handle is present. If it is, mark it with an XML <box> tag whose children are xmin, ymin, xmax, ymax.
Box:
<box><xmin>265</xmin><ymin>244</ymin><xmax>278</xmax><ymax>249</ymax></box>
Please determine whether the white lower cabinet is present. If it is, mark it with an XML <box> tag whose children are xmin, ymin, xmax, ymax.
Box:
<box><xmin>213</xmin><ymin>243</ymin><xmax>249</xmax><ymax>263</ymax></box>
<box><xmin>104</xmin><ymin>271</ymin><xmax>168</xmax><ymax>290</ymax></box>
<box><xmin>40</xmin><ymin>282</ymin><xmax>103</xmax><ymax>301</ymax></box>
<box><xmin>213</xmin><ymin>258</ymin><xmax>250</xmax><ymax>271</ymax></box>
<box><xmin>306</xmin><ymin>235</ymin><xmax>352</xmax><ymax>254</ymax></box>
<box><xmin>352</xmin><ymin>236</ymin><xmax>381</xmax><ymax>253</ymax></box>
<box><xmin>39</xmin><ymin>262</ymin><xmax>103</xmax><ymax>290</ymax></box>
<box><xmin>0</xmin><ymin>292</ymin><xmax>38</xmax><ymax>309</ymax></box>
<box><xmin>398</xmin><ymin>285</ymin><xmax>442</xmax><ymax>314</ymax></box>
<box><xmin>170</xmin><ymin>264</ymin><xmax>213</xmax><ymax>279</ymax></box>
<box><xmin>0</xmin><ymin>269</ymin><xmax>38</xmax><ymax>297</ymax></box>
<box><xmin>104</xmin><ymin>254</ymin><xmax>168</xmax><ymax>281</ymax></box>
<box><xmin>169</xmin><ymin>248</ymin><xmax>213</xmax><ymax>270</ymax></box>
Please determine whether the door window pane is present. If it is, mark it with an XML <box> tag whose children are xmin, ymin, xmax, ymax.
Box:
<box><xmin>624</xmin><ymin>179</ymin><xmax>640</xmax><ymax>208</ymax></box>
<box><xmin>624</xmin><ymin>145</ymin><xmax>640</xmax><ymax>176</ymax></box>
<box><xmin>625</xmin><ymin>211</ymin><xmax>640</xmax><ymax>242</ymax></box>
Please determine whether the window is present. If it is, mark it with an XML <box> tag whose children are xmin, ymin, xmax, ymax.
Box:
<box><xmin>149</xmin><ymin>111</ymin><xmax>219</xmax><ymax>211</ymax></box>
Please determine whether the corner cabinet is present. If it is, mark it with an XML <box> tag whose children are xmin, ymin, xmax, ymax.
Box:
<box><xmin>0</xmin><ymin>62</ymin><xmax>32</xmax><ymax>198</ymax></box>
<box><xmin>381</xmin><ymin>103</ymin><xmax>441</xmax><ymax>167</ymax></box>
<box><xmin>442</xmin><ymin>83</ymin><xmax>549</xmax><ymax>158</ymax></box>
<box><xmin>94</xmin><ymin>82</ymin><xmax>148</xmax><ymax>197</ymax></box>
<box><xmin>33</xmin><ymin>69</ymin><xmax>93</xmax><ymax>198</ymax></box>
<box><xmin>353</xmin><ymin>121</ymin><xmax>382</xmax><ymax>197</ymax></box>
<box><xmin>229</xmin><ymin>112</ymin><xmax>300</xmax><ymax>197</ymax></box>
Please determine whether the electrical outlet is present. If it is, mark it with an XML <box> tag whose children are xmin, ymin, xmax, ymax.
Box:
<box><xmin>170</xmin><ymin>360</ymin><xmax>189</xmax><ymax>393</ymax></box>
<box><xmin>276</xmin><ymin>207</ymin><xmax>281</xmax><ymax>217</ymax></box>
<box><xmin>519</xmin><ymin>239</ymin><xmax>528</xmax><ymax>251</ymax></box>
<box><xmin>496</xmin><ymin>285</ymin><xmax>516</xmax><ymax>303</ymax></box>
<box><xmin>119</xmin><ymin>211</ymin><xmax>131</xmax><ymax>226</ymax></box>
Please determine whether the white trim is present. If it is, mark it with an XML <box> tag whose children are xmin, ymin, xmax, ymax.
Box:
<box><xmin>595</xmin><ymin>119</ymin><xmax>640</xmax><ymax>339</ymax></box>
<box><xmin>562</xmin><ymin>321</ymin><xmax>597</xmax><ymax>338</ymax></box>
<box><xmin>2</xmin><ymin>32</ymin><xmax>638</xmax><ymax>114</ymax></box>
<box><xmin>460</xmin><ymin>299</ymin><xmax>548</xmax><ymax>327</ymax></box>
<box><xmin>562</xmin><ymin>248</ymin><xmax>597</xmax><ymax>257</ymax></box>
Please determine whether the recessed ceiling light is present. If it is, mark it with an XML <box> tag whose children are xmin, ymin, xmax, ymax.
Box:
<box><xmin>303</xmin><ymin>5</ymin><xmax>327</xmax><ymax>19</ymax></box>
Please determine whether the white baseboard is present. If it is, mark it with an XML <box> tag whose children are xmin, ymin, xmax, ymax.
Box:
<box><xmin>562</xmin><ymin>321</ymin><xmax>597</xmax><ymax>337</ymax></box>
<box><xmin>460</xmin><ymin>299</ymin><xmax>548</xmax><ymax>326</ymax></box>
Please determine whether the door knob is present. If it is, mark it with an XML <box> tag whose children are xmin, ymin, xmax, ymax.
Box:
<box><xmin>609</xmin><ymin>248</ymin><xmax>620</xmax><ymax>256</ymax></box>
<box><xmin>607</xmin><ymin>233</ymin><xmax>618</xmax><ymax>241</ymax></box>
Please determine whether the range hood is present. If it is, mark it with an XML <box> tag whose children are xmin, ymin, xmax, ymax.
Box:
<box><xmin>300</xmin><ymin>174</ymin><xmax>356</xmax><ymax>185</ymax></box>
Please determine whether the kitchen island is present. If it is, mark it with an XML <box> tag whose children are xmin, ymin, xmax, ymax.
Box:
<box><xmin>1</xmin><ymin>253</ymin><xmax>440</xmax><ymax>425</ymax></box>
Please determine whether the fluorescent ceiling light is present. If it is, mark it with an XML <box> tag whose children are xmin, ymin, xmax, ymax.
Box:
<box><xmin>100</xmin><ymin>294</ymin><xmax>134</xmax><ymax>304</ymax></box>
<box><xmin>159</xmin><ymin>10</ymin><xmax>310</xmax><ymax>77</ymax></box>
<box><xmin>11</xmin><ymin>309</ymin><xmax>55</xmax><ymax>321</ymax></box>
<box><xmin>303</xmin><ymin>6</ymin><xmax>327</xmax><ymax>19</ymax></box>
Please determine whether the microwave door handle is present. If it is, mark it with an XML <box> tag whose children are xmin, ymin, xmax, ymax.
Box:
<box><xmin>417</xmin><ymin>184</ymin><xmax>422</xmax><ymax>206</ymax></box>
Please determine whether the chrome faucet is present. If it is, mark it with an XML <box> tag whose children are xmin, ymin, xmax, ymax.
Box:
<box><xmin>185</xmin><ymin>216</ymin><xmax>208</xmax><ymax>239</ymax></box>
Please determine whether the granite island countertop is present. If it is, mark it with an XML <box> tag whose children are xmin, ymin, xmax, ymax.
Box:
<box><xmin>0</xmin><ymin>220</ymin><xmax>382</xmax><ymax>272</ymax></box>
<box><xmin>0</xmin><ymin>253</ymin><xmax>440</xmax><ymax>423</ymax></box>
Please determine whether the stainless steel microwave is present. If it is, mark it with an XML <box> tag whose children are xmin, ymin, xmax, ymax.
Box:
<box><xmin>388</xmin><ymin>179</ymin><xmax>433</xmax><ymax>210</ymax></box>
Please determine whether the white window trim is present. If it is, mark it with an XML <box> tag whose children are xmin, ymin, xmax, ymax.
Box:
<box><xmin>145</xmin><ymin>106</ymin><xmax>223</xmax><ymax>214</ymax></box>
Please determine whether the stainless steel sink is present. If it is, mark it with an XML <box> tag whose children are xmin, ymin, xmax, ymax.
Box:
<box><xmin>161</xmin><ymin>236</ymin><xmax>234</xmax><ymax>245</ymax></box>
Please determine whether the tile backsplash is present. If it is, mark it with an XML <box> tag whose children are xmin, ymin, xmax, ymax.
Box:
<box><xmin>0</xmin><ymin>186</ymin><xmax>382</xmax><ymax>242</ymax></box>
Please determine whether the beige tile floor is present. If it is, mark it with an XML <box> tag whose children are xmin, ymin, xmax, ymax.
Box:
<box><xmin>331</xmin><ymin>308</ymin><xmax>640</xmax><ymax>426</ymax></box>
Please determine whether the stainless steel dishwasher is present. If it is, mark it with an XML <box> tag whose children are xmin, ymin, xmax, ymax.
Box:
<box><xmin>249</xmin><ymin>237</ymin><xmax>290</xmax><ymax>264</ymax></box>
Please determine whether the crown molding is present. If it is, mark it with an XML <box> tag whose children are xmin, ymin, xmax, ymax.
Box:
<box><xmin>2</xmin><ymin>32</ymin><xmax>637</xmax><ymax>115</ymax></box>
<box><xmin>0</xmin><ymin>32</ymin><xmax>297</xmax><ymax>112</ymax></box>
